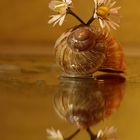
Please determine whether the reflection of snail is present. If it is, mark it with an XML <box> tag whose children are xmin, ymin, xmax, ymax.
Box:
<box><xmin>54</xmin><ymin>75</ymin><xmax>125</xmax><ymax>129</ymax></box>
<box><xmin>55</xmin><ymin>25</ymin><xmax>126</xmax><ymax>77</ymax></box>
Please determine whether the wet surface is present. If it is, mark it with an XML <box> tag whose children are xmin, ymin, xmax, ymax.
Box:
<box><xmin>0</xmin><ymin>54</ymin><xmax>140</xmax><ymax>140</ymax></box>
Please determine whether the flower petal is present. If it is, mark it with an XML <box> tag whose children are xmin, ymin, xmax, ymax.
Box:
<box><xmin>94</xmin><ymin>12</ymin><xmax>98</xmax><ymax>18</ymax></box>
<box><xmin>49</xmin><ymin>1</ymin><xmax>63</xmax><ymax>11</ymax></box>
<box><xmin>57</xmin><ymin>130</ymin><xmax>63</xmax><ymax>139</ymax></box>
<box><xmin>105</xmin><ymin>0</ymin><xmax>112</xmax><ymax>6</ymax></box>
<box><xmin>109</xmin><ymin>1</ymin><xmax>116</xmax><ymax>8</ymax></box>
<box><xmin>65</xmin><ymin>0</ymin><xmax>72</xmax><ymax>4</ymax></box>
<box><xmin>104</xmin><ymin>21</ymin><xmax>111</xmax><ymax>31</ymax></box>
<box><xmin>97</xmin><ymin>130</ymin><xmax>103</xmax><ymax>138</ymax></box>
<box><xmin>94</xmin><ymin>0</ymin><xmax>98</xmax><ymax>5</ymax></box>
<box><xmin>97</xmin><ymin>126</ymin><xmax>117</xmax><ymax>140</ymax></box>
<box><xmin>99</xmin><ymin>18</ymin><xmax>105</xmax><ymax>28</ymax></box>
<box><xmin>48</xmin><ymin>15</ymin><xmax>61</xmax><ymax>24</ymax></box>
<box><xmin>94</xmin><ymin>0</ymin><xmax>120</xmax><ymax>30</ymax></box>
<box><xmin>48</xmin><ymin>0</ymin><xmax>72</xmax><ymax>26</ymax></box>
<box><xmin>98</xmin><ymin>0</ymin><xmax>105</xmax><ymax>5</ymax></box>
<box><xmin>110</xmin><ymin>6</ymin><xmax>121</xmax><ymax>14</ymax></box>
<box><xmin>58</xmin><ymin>14</ymin><xmax>66</xmax><ymax>26</ymax></box>
<box><xmin>48</xmin><ymin>14</ymin><xmax>66</xmax><ymax>26</ymax></box>
<box><xmin>47</xmin><ymin>128</ymin><xmax>64</xmax><ymax>140</ymax></box>
<box><xmin>48</xmin><ymin>0</ymin><xmax>71</xmax><ymax>13</ymax></box>
<box><xmin>53</xmin><ymin>18</ymin><xmax>61</xmax><ymax>26</ymax></box>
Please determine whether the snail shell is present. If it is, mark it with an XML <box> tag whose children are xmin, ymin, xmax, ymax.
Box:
<box><xmin>54</xmin><ymin>25</ymin><xmax>126</xmax><ymax>77</ymax></box>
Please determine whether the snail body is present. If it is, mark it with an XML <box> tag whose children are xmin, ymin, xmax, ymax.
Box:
<box><xmin>54</xmin><ymin>25</ymin><xmax>126</xmax><ymax>77</ymax></box>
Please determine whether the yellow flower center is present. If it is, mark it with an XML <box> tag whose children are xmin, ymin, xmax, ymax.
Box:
<box><xmin>97</xmin><ymin>6</ymin><xmax>109</xmax><ymax>18</ymax></box>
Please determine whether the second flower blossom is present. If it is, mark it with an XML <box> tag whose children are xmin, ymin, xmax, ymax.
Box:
<box><xmin>94</xmin><ymin>0</ymin><xmax>121</xmax><ymax>30</ymax></box>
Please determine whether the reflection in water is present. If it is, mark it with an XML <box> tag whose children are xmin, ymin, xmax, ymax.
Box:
<box><xmin>54</xmin><ymin>75</ymin><xmax>126</xmax><ymax>129</ymax></box>
<box><xmin>47</xmin><ymin>75</ymin><xmax>126</xmax><ymax>140</ymax></box>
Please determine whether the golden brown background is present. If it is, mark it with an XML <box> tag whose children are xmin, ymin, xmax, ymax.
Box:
<box><xmin>0</xmin><ymin>0</ymin><xmax>139</xmax><ymax>47</ymax></box>
<box><xmin>0</xmin><ymin>1</ymin><xmax>140</xmax><ymax>140</ymax></box>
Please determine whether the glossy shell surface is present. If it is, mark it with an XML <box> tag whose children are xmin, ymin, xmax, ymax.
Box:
<box><xmin>54</xmin><ymin>25</ymin><xmax>126</xmax><ymax>77</ymax></box>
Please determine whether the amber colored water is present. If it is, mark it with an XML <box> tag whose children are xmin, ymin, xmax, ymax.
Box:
<box><xmin>0</xmin><ymin>54</ymin><xmax>140</xmax><ymax>140</ymax></box>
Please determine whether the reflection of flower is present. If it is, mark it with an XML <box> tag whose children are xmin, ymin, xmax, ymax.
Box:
<box><xmin>48</xmin><ymin>0</ymin><xmax>72</xmax><ymax>26</ymax></box>
<box><xmin>94</xmin><ymin>0</ymin><xmax>121</xmax><ymax>30</ymax></box>
<box><xmin>47</xmin><ymin>128</ymin><xmax>64</xmax><ymax>140</ymax></box>
<box><xmin>97</xmin><ymin>127</ymin><xmax>117</xmax><ymax>140</ymax></box>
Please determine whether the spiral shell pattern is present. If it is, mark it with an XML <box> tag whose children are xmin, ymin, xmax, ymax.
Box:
<box><xmin>67</xmin><ymin>26</ymin><xmax>97</xmax><ymax>51</ymax></box>
<box><xmin>54</xmin><ymin>25</ymin><xmax>106</xmax><ymax>77</ymax></box>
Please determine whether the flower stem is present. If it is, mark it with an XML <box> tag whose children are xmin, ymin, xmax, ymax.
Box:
<box><xmin>64</xmin><ymin>129</ymin><xmax>80</xmax><ymax>140</ymax></box>
<box><xmin>86</xmin><ymin>8</ymin><xmax>95</xmax><ymax>25</ymax></box>
<box><xmin>67</xmin><ymin>7</ymin><xmax>86</xmax><ymax>25</ymax></box>
<box><xmin>86</xmin><ymin>128</ymin><xmax>97</xmax><ymax>140</ymax></box>
<box><xmin>86</xmin><ymin>17</ymin><xmax>95</xmax><ymax>25</ymax></box>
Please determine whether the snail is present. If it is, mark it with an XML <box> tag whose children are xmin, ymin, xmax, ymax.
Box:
<box><xmin>54</xmin><ymin>25</ymin><xmax>126</xmax><ymax>77</ymax></box>
<box><xmin>54</xmin><ymin>75</ymin><xmax>126</xmax><ymax>128</ymax></box>
<box><xmin>48</xmin><ymin>0</ymin><xmax>126</xmax><ymax>77</ymax></box>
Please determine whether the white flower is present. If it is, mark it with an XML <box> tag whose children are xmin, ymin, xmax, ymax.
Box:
<box><xmin>47</xmin><ymin>128</ymin><xmax>64</xmax><ymax>140</ymax></box>
<box><xmin>94</xmin><ymin>0</ymin><xmax>121</xmax><ymax>30</ymax></box>
<box><xmin>48</xmin><ymin>14</ymin><xmax>66</xmax><ymax>26</ymax></box>
<box><xmin>97</xmin><ymin>127</ymin><xmax>117</xmax><ymax>140</ymax></box>
<box><xmin>48</xmin><ymin>0</ymin><xmax>72</xmax><ymax>26</ymax></box>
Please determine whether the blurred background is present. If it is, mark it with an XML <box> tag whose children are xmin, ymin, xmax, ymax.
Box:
<box><xmin>1</xmin><ymin>1</ymin><xmax>140</xmax><ymax>140</ymax></box>
<box><xmin>0</xmin><ymin>0</ymin><xmax>140</xmax><ymax>54</ymax></box>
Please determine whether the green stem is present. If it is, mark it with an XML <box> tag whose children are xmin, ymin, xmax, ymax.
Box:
<box><xmin>64</xmin><ymin>129</ymin><xmax>80</xmax><ymax>140</ymax></box>
<box><xmin>67</xmin><ymin>8</ymin><xmax>86</xmax><ymax>25</ymax></box>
